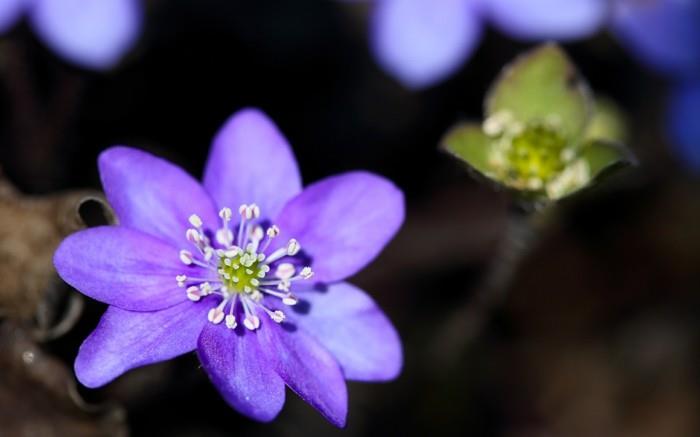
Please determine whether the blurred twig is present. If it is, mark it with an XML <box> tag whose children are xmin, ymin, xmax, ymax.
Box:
<box><xmin>430</xmin><ymin>203</ymin><xmax>552</xmax><ymax>368</ymax></box>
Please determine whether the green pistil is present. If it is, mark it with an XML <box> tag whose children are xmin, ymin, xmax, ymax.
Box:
<box><xmin>218</xmin><ymin>252</ymin><xmax>265</xmax><ymax>293</ymax></box>
<box><xmin>489</xmin><ymin>121</ymin><xmax>576</xmax><ymax>191</ymax></box>
<box><xmin>508</xmin><ymin>124</ymin><xmax>568</xmax><ymax>182</ymax></box>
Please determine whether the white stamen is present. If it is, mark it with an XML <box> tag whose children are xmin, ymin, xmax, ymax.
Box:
<box><xmin>300</xmin><ymin>267</ymin><xmax>314</xmax><ymax>279</ymax></box>
<box><xmin>225</xmin><ymin>248</ymin><xmax>240</xmax><ymax>258</ymax></box>
<box><xmin>188</xmin><ymin>214</ymin><xmax>203</xmax><ymax>228</ymax></box>
<box><xmin>219</xmin><ymin>207</ymin><xmax>232</xmax><ymax>221</ymax></box>
<box><xmin>266</xmin><ymin>225</ymin><xmax>280</xmax><ymax>238</ymax></box>
<box><xmin>179</xmin><ymin>250</ymin><xmax>194</xmax><ymax>265</ymax></box>
<box><xmin>216</xmin><ymin>229</ymin><xmax>234</xmax><ymax>246</ymax></box>
<box><xmin>225</xmin><ymin>314</ymin><xmax>237</xmax><ymax>329</ymax></box>
<box><xmin>243</xmin><ymin>314</ymin><xmax>260</xmax><ymax>331</ymax></box>
<box><xmin>276</xmin><ymin>263</ymin><xmax>296</xmax><ymax>280</ymax></box>
<box><xmin>248</xmin><ymin>225</ymin><xmax>264</xmax><ymax>253</ymax></box>
<box><xmin>208</xmin><ymin>307</ymin><xmax>225</xmax><ymax>324</ymax></box>
<box><xmin>270</xmin><ymin>310</ymin><xmax>285</xmax><ymax>323</ymax></box>
<box><xmin>287</xmin><ymin>239</ymin><xmax>301</xmax><ymax>256</ymax></box>
<box><xmin>200</xmin><ymin>282</ymin><xmax>213</xmax><ymax>295</ymax></box>
<box><xmin>186</xmin><ymin>228</ymin><xmax>200</xmax><ymax>244</ymax></box>
<box><xmin>176</xmin><ymin>275</ymin><xmax>187</xmax><ymax>287</ymax></box>
<box><xmin>186</xmin><ymin>286</ymin><xmax>202</xmax><ymax>301</ymax></box>
<box><xmin>239</xmin><ymin>204</ymin><xmax>260</xmax><ymax>220</ymax></box>
<box><xmin>282</xmin><ymin>294</ymin><xmax>298</xmax><ymax>306</ymax></box>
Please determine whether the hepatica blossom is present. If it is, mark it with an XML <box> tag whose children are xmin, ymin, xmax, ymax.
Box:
<box><xmin>0</xmin><ymin>0</ymin><xmax>142</xmax><ymax>70</ymax></box>
<box><xmin>611</xmin><ymin>0</ymin><xmax>700</xmax><ymax>172</ymax></box>
<box><xmin>53</xmin><ymin>109</ymin><xmax>404</xmax><ymax>426</ymax></box>
<box><xmin>368</xmin><ymin>0</ymin><xmax>607</xmax><ymax>89</ymax></box>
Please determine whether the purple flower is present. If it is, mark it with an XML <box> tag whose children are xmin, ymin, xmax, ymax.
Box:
<box><xmin>667</xmin><ymin>80</ymin><xmax>700</xmax><ymax>171</ymax></box>
<box><xmin>369</xmin><ymin>0</ymin><xmax>607</xmax><ymax>89</ymax></box>
<box><xmin>610</xmin><ymin>0</ymin><xmax>700</xmax><ymax>171</ymax></box>
<box><xmin>0</xmin><ymin>0</ymin><xmax>142</xmax><ymax>71</ymax></box>
<box><xmin>612</xmin><ymin>0</ymin><xmax>700</xmax><ymax>78</ymax></box>
<box><xmin>53</xmin><ymin>108</ymin><xmax>404</xmax><ymax>427</ymax></box>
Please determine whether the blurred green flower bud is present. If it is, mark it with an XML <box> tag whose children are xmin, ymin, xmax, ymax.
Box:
<box><xmin>442</xmin><ymin>43</ymin><xmax>635</xmax><ymax>202</ymax></box>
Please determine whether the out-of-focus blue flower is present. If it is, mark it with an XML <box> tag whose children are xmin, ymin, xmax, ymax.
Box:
<box><xmin>612</xmin><ymin>0</ymin><xmax>700</xmax><ymax>78</ymax></box>
<box><xmin>611</xmin><ymin>0</ymin><xmax>700</xmax><ymax>170</ymax></box>
<box><xmin>369</xmin><ymin>0</ymin><xmax>607</xmax><ymax>89</ymax></box>
<box><xmin>0</xmin><ymin>0</ymin><xmax>142</xmax><ymax>71</ymax></box>
<box><xmin>667</xmin><ymin>81</ymin><xmax>700</xmax><ymax>170</ymax></box>
<box><xmin>53</xmin><ymin>108</ymin><xmax>404</xmax><ymax>427</ymax></box>
<box><xmin>0</xmin><ymin>0</ymin><xmax>27</xmax><ymax>33</ymax></box>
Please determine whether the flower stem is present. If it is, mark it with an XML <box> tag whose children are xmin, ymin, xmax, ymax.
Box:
<box><xmin>430</xmin><ymin>201</ymin><xmax>549</xmax><ymax>367</ymax></box>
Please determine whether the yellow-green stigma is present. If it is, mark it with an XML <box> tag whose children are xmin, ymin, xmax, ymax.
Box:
<box><xmin>217</xmin><ymin>249</ymin><xmax>268</xmax><ymax>294</ymax></box>
<box><xmin>505</xmin><ymin>123</ymin><xmax>569</xmax><ymax>188</ymax></box>
<box><xmin>483</xmin><ymin>111</ymin><xmax>585</xmax><ymax>195</ymax></box>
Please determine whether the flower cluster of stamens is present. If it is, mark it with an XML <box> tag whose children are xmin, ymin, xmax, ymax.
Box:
<box><xmin>482</xmin><ymin>110</ymin><xmax>591</xmax><ymax>199</ymax></box>
<box><xmin>176</xmin><ymin>204</ymin><xmax>313</xmax><ymax>331</ymax></box>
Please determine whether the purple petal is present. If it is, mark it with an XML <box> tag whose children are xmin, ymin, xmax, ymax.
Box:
<box><xmin>275</xmin><ymin>171</ymin><xmax>404</xmax><ymax>283</ymax></box>
<box><xmin>197</xmin><ymin>324</ymin><xmax>286</xmax><ymax>423</ymax></box>
<box><xmin>667</xmin><ymin>80</ymin><xmax>700</xmax><ymax>171</ymax></box>
<box><xmin>370</xmin><ymin>0</ymin><xmax>481</xmax><ymax>89</ymax></box>
<box><xmin>0</xmin><ymin>0</ymin><xmax>28</xmax><ymax>33</ymax></box>
<box><xmin>29</xmin><ymin>0</ymin><xmax>142</xmax><ymax>70</ymax></box>
<box><xmin>612</xmin><ymin>0</ymin><xmax>700</xmax><ymax>77</ymax></box>
<box><xmin>75</xmin><ymin>302</ymin><xmax>210</xmax><ymax>388</ymax></box>
<box><xmin>99</xmin><ymin>146</ymin><xmax>219</xmax><ymax>250</ymax></box>
<box><xmin>203</xmin><ymin>108</ymin><xmax>302</xmax><ymax>219</ymax></box>
<box><xmin>54</xmin><ymin>226</ymin><xmax>201</xmax><ymax>311</ymax></box>
<box><xmin>287</xmin><ymin>282</ymin><xmax>402</xmax><ymax>381</ymax></box>
<box><xmin>258</xmin><ymin>322</ymin><xmax>348</xmax><ymax>428</ymax></box>
<box><xmin>485</xmin><ymin>0</ymin><xmax>606</xmax><ymax>41</ymax></box>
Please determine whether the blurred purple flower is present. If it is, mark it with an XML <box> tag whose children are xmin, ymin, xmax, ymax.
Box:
<box><xmin>369</xmin><ymin>0</ymin><xmax>607</xmax><ymax>89</ymax></box>
<box><xmin>612</xmin><ymin>0</ymin><xmax>700</xmax><ymax>78</ymax></box>
<box><xmin>53</xmin><ymin>108</ymin><xmax>404</xmax><ymax>427</ymax></box>
<box><xmin>0</xmin><ymin>0</ymin><xmax>142</xmax><ymax>71</ymax></box>
<box><xmin>667</xmin><ymin>81</ymin><xmax>700</xmax><ymax>171</ymax></box>
<box><xmin>611</xmin><ymin>0</ymin><xmax>700</xmax><ymax>171</ymax></box>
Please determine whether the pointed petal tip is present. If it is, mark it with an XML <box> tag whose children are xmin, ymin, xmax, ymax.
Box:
<box><xmin>204</xmin><ymin>108</ymin><xmax>302</xmax><ymax>218</ymax></box>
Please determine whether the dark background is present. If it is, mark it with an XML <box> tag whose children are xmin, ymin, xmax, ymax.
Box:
<box><xmin>1</xmin><ymin>2</ymin><xmax>699</xmax><ymax>436</ymax></box>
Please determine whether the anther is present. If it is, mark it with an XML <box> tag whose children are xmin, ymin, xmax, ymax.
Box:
<box><xmin>225</xmin><ymin>314</ymin><xmax>237</xmax><ymax>329</ymax></box>
<box><xmin>270</xmin><ymin>310</ymin><xmax>285</xmax><ymax>323</ymax></box>
<box><xmin>266</xmin><ymin>225</ymin><xmax>280</xmax><ymax>238</ymax></box>
<box><xmin>276</xmin><ymin>263</ymin><xmax>296</xmax><ymax>280</ymax></box>
<box><xmin>176</xmin><ymin>275</ymin><xmax>187</xmax><ymax>287</ymax></box>
<box><xmin>200</xmin><ymin>282</ymin><xmax>213</xmax><ymax>295</ymax></box>
<box><xmin>243</xmin><ymin>315</ymin><xmax>260</xmax><ymax>331</ymax></box>
<box><xmin>186</xmin><ymin>228</ymin><xmax>200</xmax><ymax>244</ymax></box>
<box><xmin>179</xmin><ymin>250</ymin><xmax>194</xmax><ymax>265</ymax></box>
<box><xmin>287</xmin><ymin>239</ymin><xmax>301</xmax><ymax>256</ymax></box>
<box><xmin>300</xmin><ymin>267</ymin><xmax>314</xmax><ymax>279</ymax></box>
<box><xmin>250</xmin><ymin>204</ymin><xmax>260</xmax><ymax>219</ymax></box>
<box><xmin>208</xmin><ymin>307</ymin><xmax>225</xmax><ymax>324</ymax></box>
<box><xmin>219</xmin><ymin>207</ymin><xmax>232</xmax><ymax>221</ymax></box>
<box><xmin>282</xmin><ymin>294</ymin><xmax>298</xmax><ymax>306</ymax></box>
<box><xmin>188</xmin><ymin>214</ymin><xmax>203</xmax><ymax>228</ymax></box>
<box><xmin>186</xmin><ymin>286</ymin><xmax>202</xmax><ymax>301</ymax></box>
<box><xmin>216</xmin><ymin>229</ymin><xmax>233</xmax><ymax>246</ymax></box>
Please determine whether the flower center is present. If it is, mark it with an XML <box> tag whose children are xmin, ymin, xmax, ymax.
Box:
<box><xmin>175</xmin><ymin>204</ymin><xmax>312</xmax><ymax>331</ymax></box>
<box><xmin>217</xmin><ymin>251</ymin><xmax>265</xmax><ymax>293</ymax></box>
<box><xmin>507</xmin><ymin>124</ymin><xmax>568</xmax><ymax>184</ymax></box>
<box><xmin>483</xmin><ymin>110</ymin><xmax>587</xmax><ymax>197</ymax></box>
